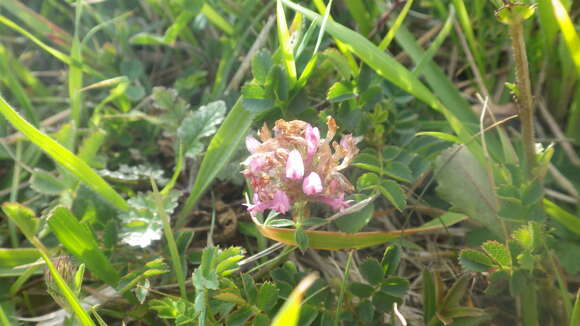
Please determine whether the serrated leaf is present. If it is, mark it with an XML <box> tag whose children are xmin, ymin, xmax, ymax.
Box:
<box><xmin>360</xmin><ymin>258</ymin><xmax>384</xmax><ymax>285</ymax></box>
<box><xmin>256</xmin><ymin>282</ymin><xmax>279</xmax><ymax>312</ymax></box>
<box><xmin>521</xmin><ymin>180</ymin><xmax>543</xmax><ymax>206</ymax></box>
<box><xmin>119</xmin><ymin>190</ymin><xmax>181</xmax><ymax>248</ymax></box>
<box><xmin>178</xmin><ymin>101</ymin><xmax>227</xmax><ymax>158</ymax></box>
<box><xmin>353</xmin><ymin>153</ymin><xmax>381</xmax><ymax>173</ymax></box>
<box><xmin>459</xmin><ymin>249</ymin><xmax>496</xmax><ymax>272</ymax></box>
<box><xmin>30</xmin><ymin>170</ymin><xmax>66</xmax><ymax>194</ymax></box>
<box><xmin>214</xmin><ymin>292</ymin><xmax>246</xmax><ymax>305</ymax></box>
<box><xmin>382</xmin><ymin>162</ymin><xmax>413</xmax><ymax>183</ymax></box>
<box><xmin>512</xmin><ymin>226</ymin><xmax>533</xmax><ymax>250</ymax></box>
<box><xmin>349</xmin><ymin>282</ymin><xmax>375</xmax><ymax>298</ymax></box>
<box><xmin>380</xmin><ymin>277</ymin><xmax>409</xmax><ymax>297</ymax></box>
<box><xmin>481</xmin><ymin>241</ymin><xmax>511</xmax><ymax>269</ymax></box>
<box><xmin>100</xmin><ymin>164</ymin><xmax>168</xmax><ymax>185</ymax></box>
<box><xmin>378</xmin><ymin>180</ymin><xmax>406</xmax><ymax>211</ymax></box>
<box><xmin>252</xmin><ymin>49</ymin><xmax>273</xmax><ymax>84</ymax></box>
<box><xmin>334</xmin><ymin>196</ymin><xmax>374</xmax><ymax>233</ymax></box>
<box><xmin>434</xmin><ymin>145</ymin><xmax>502</xmax><ymax>237</ymax></box>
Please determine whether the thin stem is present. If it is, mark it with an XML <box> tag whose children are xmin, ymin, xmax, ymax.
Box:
<box><xmin>152</xmin><ymin>179</ymin><xmax>187</xmax><ymax>299</ymax></box>
<box><xmin>8</xmin><ymin>141</ymin><xmax>22</xmax><ymax>247</ymax></box>
<box><xmin>335</xmin><ymin>250</ymin><xmax>354</xmax><ymax>325</ymax></box>
<box><xmin>508</xmin><ymin>19</ymin><xmax>535</xmax><ymax>173</ymax></box>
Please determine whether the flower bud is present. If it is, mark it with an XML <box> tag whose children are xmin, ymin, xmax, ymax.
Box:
<box><xmin>303</xmin><ymin>172</ymin><xmax>323</xmax><ymax>195</ymax></box>
<box><xmin>286</xmin><ymin>149</ymin><xmax>304</xmax><ymax>180</ymax></box>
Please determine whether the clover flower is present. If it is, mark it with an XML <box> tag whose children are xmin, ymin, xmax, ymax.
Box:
<box><xmin>241</xmin><ymin>117</ymin><xmax>360</xmax><ymax>216</ymax></box>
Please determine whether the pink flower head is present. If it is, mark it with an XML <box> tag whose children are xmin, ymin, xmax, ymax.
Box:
<box><xmin>286</xmin><ymin>149</ymin><xmax>304</xmax><ymax>180</ymax></box>
<box><xmin>303</xmin><ymin>172</ymin><xmax>323</xmax><ymax>195</ymax></box>
<box><xmin>245</xmin><ymin>136</ymin><xmax>261</xmax><ymax>153</ymax></box>
<box><xmin>241</xmin><ymin>117</ymin><xmax>359</xmax><ymax>215</ymax></box>
<box><xmin>305</xmin><ymin>124</ymin><xmax>320</xmax><ymax>157</ymax></box>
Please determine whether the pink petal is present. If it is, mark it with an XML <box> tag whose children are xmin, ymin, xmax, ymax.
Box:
<box><xmin>248</xmin><ymin>156</ymin><xmax>266</xmax><ymax>174</ymax></box>
<box><xmin>271</xmin><ymin>191</ymin><xmax>290</xmax><ymax>214</ymax></box>
<box><xmin>305</xmin><ymin>124</ymin><xmax>320</xmax><ymax>156</ymax></box>
<box><xmin>303</xmin><ymin>172</ymin><xmax>323</xmax><ymax>195</ymax></box>
<box><xmin>317</xmin><ymin>193</ymin><xmax>352</xmax><ymax>211</ymax></box>
<box><xmin>286</xmin><ymin>149</ymin><xmax>304</xmax><ymax>180</ymax></box>
<box><xmin>245</xmin><ymin>136</ymin><xmax>261</xmax><ymax>153</ymax></box>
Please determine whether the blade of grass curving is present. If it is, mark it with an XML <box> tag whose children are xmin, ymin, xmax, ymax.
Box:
<box><xmin>0</xmin><ymin>248</ymin><xmax>40</xmax><ymax>277</ymax></box>
<box><xmin>2</xmin><ymin>203</ymin><xmax>95</xmax><ymax>326</ymax></box>
<box><xmin>0</xmin><ymin>96</ymin><xmax>128</xmax><ymax>211</ymax></box>
<box><xmin>572</xmin><ymin>289</ymin><xmax>580</xmax><ymax>326</ymax></box>
<box><xmin>257</xmin><ymin>212</ymin><xmax>466</xmax><ymax>250</ymax></box>
<box><xmin>378</xmin><ymin>0</ymin><xmax>414</xmax><ymax>50</ymax></box>
<box><xmin>0</xmin><ymin>305</ymin><xmax>10</xmax><ymax>326</ymax></box>
<box><xmin>176</xmin><ymin>98</ymin><xmax>255</xmax><ymax>228</ymax></box>
<box><xmin>413</xmin><ymin>5</ymin><xmax>455</xmax><ymax>76</ymax></box>
<box><xmin>47</xmin><ymin>206</ymin><xmax>120</xmax><ymax>286</ymax></box>
<box><xmin>272</xmin><ymin>273</ymin><xmax>318</xmax><ymax>326</ymax></box>
<box><xmin>551</xmin><ymin>0</ymin><xmax>580</xmax><ymax>76</ymax></box>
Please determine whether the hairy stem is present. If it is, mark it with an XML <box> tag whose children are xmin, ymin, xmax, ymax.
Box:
<box><xmin>508</xmin><ymin>20</ymin><xmax>535</xmax><ymax>173</ymax></box>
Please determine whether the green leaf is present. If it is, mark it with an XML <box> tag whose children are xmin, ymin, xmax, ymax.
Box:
<box><xmin>177</xmin><ymin>98</ymin><xmax>255</xmax><ymax>228</ymax></box>
<box><xmin>551</xmin><ymin>0</ymin><xmax>580</xmax><ymax>77</ymax></box>
<box><xmin>30</xmin><ymin>170</ymin><xmax>66</xmax><ymax>195</ymax></box>
<box><xmin>226</xmin><ymin>307</ymin><xmax>254</xmax><ymax>326</ymax></box>
<box><xmin>178</xmin><ymin>101</ymin><xmax>227</xmax><ymax>159</ymax></box>
<box><xmin>0</xmin><ymin>95</ymin><xmax>127</xmax><ymax>210</ymax></box>
<box><xmin>481</xmin><ymin>241</ymin><xmax>512</xmax><ymax>269</ymax></box>
<box><xmin>269</xmin><ymin>219</ymin><xmax>296</xmax><ymax>228</ymax></box>
<box><xmin>382</xmin><ymin>162</ymin><xmax>413</xmax><ymax>183</ymax></box>
<box><xmin>327</xmin><ymin>81</ymin><xmax>357</xmax><ymax>103</ymax></box>
<box><xmin>295</xmin><ymin>226</ymin><xmax>309</xmax><ymax>251</ymax></box>
<box><xmin>380</xmin><ymin>277</ymin><xmax>409</xmax><ymax>298</ymax></box>
<box><xmin>381</xmin><ymin>245</ymin><xmax>401</xmax><ymax>275</ymax></box>
<box><xmin>360</xmin><ymin>258</ymin><xmax>384</xmax><ymax>285</ymax></box>
<box><xmin>521</xmin><ymin>180</ymin><xmax>543</xmax><ymax>205</ymax></box>
<box><xmin>47</xmin><ymin>206</ymin><xmax>120</xmax><ymax>286</ymax></box>
<box><xmin>256</xmin><ymin>282</ymin><xmax>279</xmax><ymax>312</ymax></box>
<box><xmin>252</xmin><ymin>49</ymin><xmax>273</xmax><ymax>84</ymax></box>
<box><xmin>334</xmin><ymin>197</ymin><xmax>374</xmax><ymax>233</ymax></box>
<box><xmin>459</xmin><ymin>249</ymin><xmax>496</xmax><ymax>272</ymax></box>
<box><xmin>434</xmin><ymin>145</ymin><xmax>502</xmax><ymax>237</ymax></box>
<box><xmin>353</xmin><ymin>153</ymin><xmax>381</xmax><ymax>174</ymax></box>
<box><xmin>382</xmin><ymin>146</ymin><xmax>401</xmax><ymax>161</ymax></box>
<box><xmin>356</xmin><ymin>172</ymin><xmax>380</xmax><ymax>190</ymax></box>
<box><xmin>129</xmin><ymin>33</ymin><xmax>166</xmax><ymax>45</ymax></box>
<box><xmin>0</xmin><ymin>248</ymin><xmax>40</xmax><ymax>277</ymax></box>
<box><xmin>2</xmin><ymin>203</ymin><xmax>39</xmax><ymax>239</ymax></box>
<box><xmin>349</xmin><ymin>282</ymin><xmax>375</xmax><ymax>298</ymax></box>
<box><xmin>119</xmin><ymin>190</ymin><xmax>181</xmax><ymax>248</ymax></box>
<box><xmin>495</xmin><ymin>3</ymin><xmax>536</xmax><ymax>24</ymax></box>
<box><xmin>440</xmin><ymin>275</ymin><xmax>470</xmax><ymax>310</ymax></box>
<box><xmin>378</xmin><ymin>180</ymin><xmax>406</xmax><ymax>211</ymax></box>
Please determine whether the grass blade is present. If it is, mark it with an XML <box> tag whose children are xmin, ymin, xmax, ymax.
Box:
<box><xmin>271</xmin><ymin>273</ymin><xmax>318</xmax><ymax>326</ymax></box>
<box><xmin>0</xmin><ymin>95</ymin><xmax>128</xmax><ymax>211</ymax></box>
<box><xmin>256</xmin><ymin>212</ymin><xmax>466</xmax><ymax>250</ymax></box>
<box><xmin>277</xmin><ymin>0</ymin><xmax>297</xmax><ymax>83</ymax></box>
<box><xmin>379</xmin><ymin>0</ymin><xmax>415</xmax><ymax>50</ymax></box>
<box><xmin>47</xmin><ymin>207</ymin><xmax>120</xmax><ymax>286</ymax></box>
<box><xmin>551</xmin><ymin>0</ymin><xmax>580</xmax><ymax>77</ymax></box>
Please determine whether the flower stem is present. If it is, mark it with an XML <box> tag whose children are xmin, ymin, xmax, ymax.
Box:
<box><xmin>508</xmin><ymin>19</ymin><xmax>535</xmax><ymax>174</ymax></box>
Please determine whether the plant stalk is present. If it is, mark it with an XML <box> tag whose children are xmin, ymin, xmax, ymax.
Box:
<box><xmin>508</xmin><ymin>19</ymin><xmax>535</xmax><ymax>173</ymax></box>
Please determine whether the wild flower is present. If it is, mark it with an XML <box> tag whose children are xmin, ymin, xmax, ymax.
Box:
<box><xmin>241</xmin><ymin>117</ymin><xmax>360</xmax><ymax>216</ymax></box>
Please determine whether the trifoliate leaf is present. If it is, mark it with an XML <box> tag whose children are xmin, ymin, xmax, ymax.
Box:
<box><xmin>360</xmin><ymin>258</ymin><xmax>384</xmax><ymax>285</ymax></box>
